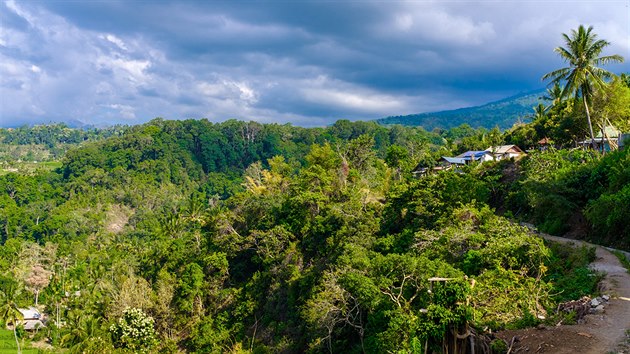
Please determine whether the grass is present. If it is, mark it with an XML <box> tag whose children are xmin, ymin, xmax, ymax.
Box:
<box><xmin>0</xmin><ymin>329</ymin><xmax>43</xmax><ymax>354</ymax></box>
<box><xmin>612</xmin><ymin>250</ymin><xmax>630</xmax><ymax>273</ymax></box>
<box><xmin>544</xmin><ymin>240</ymin><xmax>602</xmax><ymax>302</ymax></box>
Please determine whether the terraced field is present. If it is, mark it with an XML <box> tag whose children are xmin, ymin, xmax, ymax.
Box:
<box><xmin>0</xmin><ymin>330</ymin><xmax>40</xmax><ymax>354</ymax></box>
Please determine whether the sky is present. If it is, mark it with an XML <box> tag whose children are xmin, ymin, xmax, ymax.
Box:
<box><xmin>1</xmin><ymin>0</ymin><xmax>629</xmax><ymax>127</ymax></box>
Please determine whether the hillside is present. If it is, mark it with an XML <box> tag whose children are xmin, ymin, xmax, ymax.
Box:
<box><xmin>0</xmin><ymin>120</ymin><xmax>628</xmax><ymax>353</ymax></box>
<box><xmin>377</xmin><ymin>89</ymin><xmax>548</xmax><ymax>130</ymax></box>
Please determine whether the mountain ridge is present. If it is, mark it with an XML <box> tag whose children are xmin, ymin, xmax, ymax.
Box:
<box><xmin>377</xmin><ymin>88</ymin><xmax>549</xmax><ymax>130</ymax></box>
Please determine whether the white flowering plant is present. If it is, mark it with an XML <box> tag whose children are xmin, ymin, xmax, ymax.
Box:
<box><xmin>109</xmin><ymin>307</ymin><xmax>157</xmax><ymax>352</ymax></box>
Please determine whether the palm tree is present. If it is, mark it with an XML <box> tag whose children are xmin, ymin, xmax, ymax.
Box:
<box><xmin>533</xmin><ymin>103</ymin><xmax>547</xmax><ymax>121</ymax></box>
<box><xmin>61</xmin><ymin>311</ymin><xmax>104</xmax><ymax>353</ymax></box>
<box><xmin>541</xmin><ymin>82</ymin><xmax>564</xmax><ymax>111</ymax></box>
<box><xmin>542</xmin><ymin>25</ymin><xmax>624</xmax><ymax>148</ymax></box>
<box><xmin>0</xmin><ymin>278</ymin><xmax>24</xmax><ymax>354</ymax></box>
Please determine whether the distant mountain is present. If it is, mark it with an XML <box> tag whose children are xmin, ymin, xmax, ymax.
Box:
<box><xmin>376</xmin><ymin>89</ymin><xmax>548</xmax><ymax>130</ymax></box>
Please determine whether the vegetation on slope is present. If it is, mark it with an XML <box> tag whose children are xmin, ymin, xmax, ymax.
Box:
<box><xmin>0</xmin><ymin>25</ymin><xmax>627</xmax><ymax>354</ymax></box>
<box><xmin>0</xmin><ymin>116</ymin><xmax>625</xmax><ymax>353</ymax></box>
<box><xmin>377</xmin><ymin>90</ymin><xmax>547</xmax><ymax>130</ymax></box>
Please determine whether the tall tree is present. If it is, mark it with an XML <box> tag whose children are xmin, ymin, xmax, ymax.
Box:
<box><xmin>542</xmin><ymin>25</ymin><xmax>624</xmax><ymax>148</ymax></box>
<box><xmin>0</xmin><ymin>277</ymin><xmax>24</xmax><ymax>354</ymax></box>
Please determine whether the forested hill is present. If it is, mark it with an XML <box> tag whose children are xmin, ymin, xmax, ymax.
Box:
<box><xmin>377</xmin><ymin>89</ymin><xmax>547</xmax><ymax>130</ymax></box>
<box><xmin>0</xmin><ymin>123</ymin><xmax>126</xmax><ymax>163</ymax></box>
<box><xmin>1</xmin><ymin>119</ymin><xmax>628</xmax><ymax>353</ymax></box>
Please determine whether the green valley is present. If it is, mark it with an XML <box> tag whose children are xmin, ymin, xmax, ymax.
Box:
<box><xmin>0</xmin><ymin>24</ymin><xmax>629</xmax><ymax>354</ymax></box>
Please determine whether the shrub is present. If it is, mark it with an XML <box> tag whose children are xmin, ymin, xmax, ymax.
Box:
<box><xmin>585</xmin><ymin>184</ymin><xmax>630</xmax><ymax>249</ymax></box>
<box><xmin>109</xmin><ymin>308</ymin><xmax>157</xmax><ymax>353</ymax></box>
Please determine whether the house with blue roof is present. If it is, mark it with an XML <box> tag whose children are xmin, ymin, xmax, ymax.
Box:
<box><xmin>411</xmin><ymin>150</ymin><xmax>495</xmax><ymax>178</ymax></box>
<box><xmin>455</xmin><ymin>150</ymin><xmax>494</xmax><ymax>163</ymax></box>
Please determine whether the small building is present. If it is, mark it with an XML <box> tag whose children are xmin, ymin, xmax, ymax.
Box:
<box><xmin>439</xmin><ymin>156</ymin><xmax>467</xmax><ymax>167</ymax></box>
<box><xmin>411</xmin><ymin>165</ymin><xmax>430</xmax><ymax>178</ymax></box>
<box><xmin>578</xmin><ymin>126</ymin><xmax>621</xmax><ymax>151</ymax></box>
<box><xmin>411</xmin><ymin>157</ymin><xmax>466</xmax><ymax>178</ymax></box>
<box><xmin>455</xmin><ymin>151</ymin><xmax>494</xmax><ymax>164</ymax></box>
<box><xmin>485</xmin><ymin>145</ymin><xmax>526</xmax><ymax>160</ymax></box>
<box><xmin>18</xmin><ymin>307</ymin><xmax>45</xmax><ymax>330</ymax></box>
<box><xmin>537</xmin><ymin>137</ymin><xmax>552</xmax><ymax>151</ymax></box>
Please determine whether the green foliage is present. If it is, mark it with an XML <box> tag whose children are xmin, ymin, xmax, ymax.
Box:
<box><xmin>0</xmin><ymin>119</ymin><xmax>617</xmax><ymax>353</ymax></box>
<box><xmin>471</xmin><ymin>267</ymin><xmax>549</xmax><ymax>330</ymax></box>
<box><xmin>493</xmin><ymin>148</ymin><xmax>630</xmax><ymax>249</ymax></box>
<box><xmin>585</xmin><ymin>184</ymin><xmax>630</xmax><ymax>250</ymax></box>
<box><xmin>490</xmin><ymin>338</ymin><xmax>508</xmax><ymax>354</ymax></box>
<box><xmin>418</xmin><ymin>206</ymin><xmax>549</xmax><ymax>275</ymax></box>
<box><xmin>544</xmin><ymin>242</ymin><xmax>601</xmax><ymax>302</ymax></box>
<box><xmin>176</xmin><ymin>263</ymin><xmax>204</xmax><ymax>315</ymax></box>
<box><xmin>0</xmin><ymin>329</ymin><xmax>39</xmax><ymax>354</ymax></box>
<box><xmin>612</xmin><ymin>251</ymin><xmax>630</xmax><ymax>273</ymax></box>
<box><xmin>381</xmin><ymin>171</ymin><xmax>490</xmax><ymax>239</ymax></box>
<box><xmin>109</xmin><ymin>308</ymin><xmax>157</xmax><ymax>353</ymax></box>
<box><xmin>592</xmin><ymin>77</ymin><xmax>630</xmax><ymax>132</ymax></box>
<box><xmin>542</xmin><ymin>25</ymin><xmax>624</xmax><ymax>146</ymax></box>
<box><xmin>0</xmin><ymin>124</ymin><xmax>125</xmax><ymax>163</ymax></box>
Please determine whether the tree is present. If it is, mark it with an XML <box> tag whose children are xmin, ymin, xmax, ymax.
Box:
<box><xmin>542</xmin><ymin>25</ymin><xmax>624</xmax><ymax>148</ymax></box>
<box><xmin>541</xmin><ymin>82</ymin><xmax>564</xmax><ymax>110</ymax></box>
<box><xmin>591</xmin><ymin>77</ymin><xmax>630</xmax><ymax>132</ymax></box>
<box><xmin>533</xmin><ymin>103</ymin><xmax>547</xmax><ymax>122</ymax></box>
<box><xmin>304</xmin><ymin>271</ymin><xmax>366</xmax><ymax>353</ymax></box>
<box><xmin>60</xmin><ymin>312</ymin><xmax>109</xmax><ymax>353</ymax></box>
<box><xmin>24</xmin><ymin>264</ymin><xmax>51</xmax><ymax>306</ymax></box>
<box><xmin>0</xmin><ymin>276</ymin><xmax>24</xmax><ymax>354</ymax></box>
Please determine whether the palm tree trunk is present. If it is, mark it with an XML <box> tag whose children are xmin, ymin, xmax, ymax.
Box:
<box><xmin>583</xmin><ymin>94</ymin><xmax>597</xmax><ymax>150</ymax></box>
<box><xmin>14</xmin><ymin>324</ymin><xmax>22</xmax><ymax>354</ymax></box>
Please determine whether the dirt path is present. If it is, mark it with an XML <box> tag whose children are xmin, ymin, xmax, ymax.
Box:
<box><xmin>497</xmin><ymin>234</ymin><xmax>630</xmax><ymax>354</ymax></box>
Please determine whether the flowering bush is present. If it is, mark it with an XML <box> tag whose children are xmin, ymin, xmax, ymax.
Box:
<box><xmin>109</xmin><ymin>307</ymin><xmax>157</xmax><ymax>352</ymax></box>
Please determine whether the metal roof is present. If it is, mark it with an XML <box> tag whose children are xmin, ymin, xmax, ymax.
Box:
<box><xmin>485</xmin><ymin>145</ymin><xmax>524</xmax><ymax>154</ymax></box>
<box><xmin>441</xmin><ymin>156</ymin><xmax>467</xmax><ymax>164</ymax></box>
<box><xmin>19</xmin><ymin>307</ymin><xmax>41</xmax><ymax>320</ymax></box>
<box><xmin>595</xmin><ymin>126</ymin><xmax>620</xmax><ymax>138</ymax></box>
<box><xmin>455</xmin><ymin>151</ymin><xmax>492</xmax><ymax>160</ymax></box>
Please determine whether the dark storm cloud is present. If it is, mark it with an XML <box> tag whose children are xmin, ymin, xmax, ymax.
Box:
<box><xmin>1</xmin><ymin>0</ymin><xmax>628</xmax><ymax>127</ymax></box>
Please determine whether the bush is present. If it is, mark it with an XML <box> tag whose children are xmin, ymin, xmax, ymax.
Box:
<box><xmin>544</xmin><ymin>242</ymin><xmax>602</xmax><ymax>302</ymax></box>
<box><xmin>109</xmin><ymin>308</ymin><xmax>157</xmax><ymax>353</ymax></box>
<box><xmin>490</xmin><ymin>338</ymin><xmax>508</xmax><ymax>354</ymax></box>
<box><xmin>585</xmin><ymin>184</ymin><xmax>630</xmax><ymax>249</ymax></box>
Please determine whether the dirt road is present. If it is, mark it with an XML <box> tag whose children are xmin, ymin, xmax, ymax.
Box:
<box><xmin>497</xmin><ymin>234</ymin><xmax>630</xmax><ymax>354</ymax></box>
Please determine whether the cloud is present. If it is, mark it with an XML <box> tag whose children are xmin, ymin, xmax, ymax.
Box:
<box><xmin>197</xmin><ymin>79</ymin><xmax>258</xmax><ymax>103</ymax></box>
<box><xmin>300</xmin><ymin>75</ymin><xmax>407</xmax><ymax>115</ymax></box>
<box><xmin>104</xmin><ymin>104</ymin><xmax>136</xmax><ymax>120</ymax></box>
<box><xmin>96</xmin><ymin>56</ymin><xmax>151</xmax><ymax>84</ymax></box>
<box><xmin>1</xmin><ymin>0</ymin><xmax>629</xmax><ymax>128</ymax></box>
<box><xmin>383</xmin><ymin>6</ymin><xmax>496</xmax><ymax>46</ymax></box>
<box><xmin>102</xmin><ymin>34</ymin><xmax>128</xmax><ymax>51</ymax></box>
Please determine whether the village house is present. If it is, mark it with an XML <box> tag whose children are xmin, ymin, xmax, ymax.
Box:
<box><xmin>578</xmin><ymin>126</ymin><xmax>621</xmax><ymax>151</ymax></box>
<box><xmin>455</xmin><ymin>150</ymin><xmax>494</xmax><ymax>164</ymax></box>
<box><xmin>18</xmin><ymin>307</ymin><xmax>46</xmax><ymax>330</ymax></box>
<box><xmin>413</xmin><ymin>153</ymin><xmax>491</xmax><ymax>177</ymax></box>
<box><xmin>485</xmin><ymin>145</ymin><xmax>526</xmax><ymax>160</ymax></box>
<box><xmin>412</xmin><ymin>147</ymin><xmax>523</xmax><ymax>178</ymax></box>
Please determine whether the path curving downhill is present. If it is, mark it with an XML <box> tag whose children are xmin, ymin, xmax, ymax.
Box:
<box><xmin>497</xmin><ymin>234</ymin><xmax>630</xmax><ymax>354</ymax></box>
